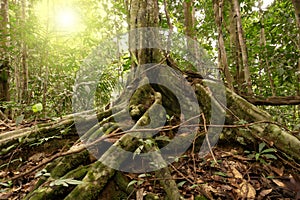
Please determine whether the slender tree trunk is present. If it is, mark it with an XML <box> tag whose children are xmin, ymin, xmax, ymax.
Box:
<box><xmin>232</xmin><ymin>0</ymin><xmax>253</xmax><ymax>95</ymax></box>
<box><xmin>258</xmin><ymin>0</ymin><xmax>275</xmax><ymax>96</ymax></box>
<box><xmin>292</xmin><ymin>0</ymin><xmax>300</xmax><ymax>124</ymax></box>
<box><xmin>293</xmin><ymin>0</ymin><xmax>300</xmax><ymax>28</ymax></box>
<box><xmin>213</xmin><ymin>0</ymin><xmax>234</xmax><ymax>90</ymax></box>
<box><xmin>292</xmin><ymin>0</ymin><xmax>300</xmax><ymax>95</ymax></box>
<box><xmin>229</xmin><ymin>1</ymin><xmax>242</xmax><ymax>93</ymax></box>
<box><xmin>0</xmin><ymin>0</ymin><xmax>10</xmax><ymax>116</ymax></box>
<box><xmin>21</xmin><ymin>0</ymin><xmax>28</xmax><ymax>103</ymax></box>
<box><xmin>183</xmin><ymin>0</ymin><xmax>195</xmax><ymax>40</ymax></box>
<box><xmin>183</xmin><ymin>0</ymin><xmax>197</xmax><ymax>70</ymax></box>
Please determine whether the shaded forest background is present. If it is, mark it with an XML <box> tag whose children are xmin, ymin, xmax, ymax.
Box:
<box><xmin>0</xmin><ymin>0</ymin><xmax>299</xmax><ymax>128</ymax></box>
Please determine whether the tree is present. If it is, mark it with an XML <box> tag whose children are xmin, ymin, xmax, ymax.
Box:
<box><xmin>212</xmin><ymin>0</ymin><xmax>234</xmax><ymax>90</ymax></box>
<box><xmin>292</xmin><ymin>0</ymin><xmax>300</xmax><ymax>96</ymax></box>
<box><xmin>0</xmin><ymin>0</ymin><xmax>300</xmax><ymax>199</ymax></box>
<box><xmin>231</xmin><ymin>0</ymin><xmax>253</xmax><ymax>94</ymax></box>
<box><xmin>0</xmin><ymin>0</ymin><xmax>10</xmax><ymax>117</ymax></box>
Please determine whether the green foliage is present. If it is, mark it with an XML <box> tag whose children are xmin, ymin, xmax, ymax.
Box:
<box><xmin>49</xmin><ymin>178</ymin><xmax>83</xmax><ymax>187</ymax></box>
<box><xmin>34</xmin><ymin>169</ymin><xmax>51</xmax><ymax>178</ymax></box>
<box><xmin>32</xmin><ymin>103</ymin><xmax>43</xmax><ymax>113</ymax></box>
<box><xmin>133</xmin><ymin>139</ymin><xmax>155</xmax><ymax>159</ymax></box>
<box><xmin>177</xmin><ymin>181</ymin><xmax>187</xmax><ymax>187</ymax></box>
<box><xmin>245</xmin><ymin>142</ymin><xmax>277</xmax><ymax>164</ymax></box>
<box><xmin>0</xmin><ymin>0</ymin><xmax>298</xmax><ymax>128</ymax></box>
<box><xmin>214</xmin><ymin>171</ymin><xmax>227</xmax><ymax>177</ymax></box>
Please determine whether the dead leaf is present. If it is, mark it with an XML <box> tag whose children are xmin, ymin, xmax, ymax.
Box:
<box><xmin>272</xmin><ymin>179</ymin><xmax>285</xmax><ymax>187</ymax></box>
<box><xmin>238</xmin><ymin>180</ymin><xmax>256</xmax><ymax>199</ymax></box>
<box><xmin>286</xmin><ymin>174</ymin><xmax>300</xmax><ymax>200</ymax></box>
<box><xmin>269</xmin><ymin>166</ymin><xmax>284</xmax><ymax>176</ymax></box>
<box><xmin>231</xmin><ymin>166</ymin><xmax>243</xmax><ymax>179</ymax></box>
<box><xmin>28</xmin><ymin>153</ymin><xmax>45</xmax><ymax>162</ymax></box>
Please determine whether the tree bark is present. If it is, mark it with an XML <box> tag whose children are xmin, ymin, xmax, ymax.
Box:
<box><xmin>293</xmin><ymin>0</ymin><xmax>300</xmax><ymax>29</ymax></box>
<box><xmin>183</xmin><ymin>0</ymin><xmax>199</xmax><ymax>71</ymax></box>
<box><xmin>258</xmin><ymin>0</ymin><xmax>276</xmax><ymax>96</ymax></box>
<box><xmin>213</xmin><ymin>0</ymin><xmax>234</xmax><ymax>90</ymax></box>
<box><xmin>242</xmin><ymin>95</ymin><xmax>300</xmax><ymax>106</ymax></box>
<box><xmin>231</xmin><ymin>0</ymin><xmax>253</xmax><ymax>95</ymax></box>
<box><xmin>0</xmin><ymin>0</ymin><xmax>10</xmax><ymax>115</ymax></box>
<box><xmin>21</xmin><ymin>0</ymin><xmax>28</xmax><ymax>103</ymax></box>
<box><xmin>292</xmin><ymin>0</ymin><xmax>300</xmax><ymax>119</ymax></box>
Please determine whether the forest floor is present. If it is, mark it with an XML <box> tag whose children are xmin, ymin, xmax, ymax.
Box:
<box><xmin>0</xmin><ymin>121</ymin><xmax>300</xmax><ymax>200</ymax></box>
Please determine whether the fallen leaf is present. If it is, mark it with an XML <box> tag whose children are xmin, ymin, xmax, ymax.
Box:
<box><xmin>238</xmin><ymin>180</ymin><xmax>256</xmax><ymax>199</ymax></box>
<box><xmin>231</xmin><ymin>166</ymin><xmax>243</xmax><ymax>179</ymax></box>
<box><xmin>272</xmin><ymin>179</ymin><xmax>285</xmax><ymax>187</ymax></box>
<box><xmin>269</xmin><ymin>166</ymin><xmax>284</xmax><ymax>176</ymax></box>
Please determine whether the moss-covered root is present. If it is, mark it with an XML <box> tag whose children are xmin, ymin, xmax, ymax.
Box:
<box><xmin>50</xmin><ymin>150</ymin><xmax>91</xmax><ymax>179</ymax></box>
<box><xmin>155</xmin><ymin>167</ymin><xmax>182</xmax><ymax>200</ymax></box>
<box><xmin>24</xmin><ymin>165</ymin><xmax>90</xmax><ymax>200</ymax></box>
<box><xmin>63</xmin><ymin>161</ymin><xmax>115</xmax><ymax>200</ymax></box>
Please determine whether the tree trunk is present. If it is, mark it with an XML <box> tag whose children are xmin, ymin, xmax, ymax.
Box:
<box><xmin>213</xmin><ymin>0</ymin><xmax>234</xmax><ymax>90</ymax></box>
<box><xmin>258</xmin><ymin>0</ymin><xmax>275</xmax><ymax>96</ymax></box>
<box><xmin>293</xmin><ymin>0</ymin><xmax>300</xmax><ymax>29</ymax></box>
<box><xmin>21</xmin><ymin>0</ymin><xmax>28</xmax><ymax>103</ymax></box>
<box><xmin>183</xmin><ymin>0</ymin><xmax>199</xmax><ymax>71</ymax></box>
<box><xmin>0</xmin><ymin>0</ymin><xmax>10</xmax><ymax>117</ymax></box>
<box><xmin>292</xmin><ymin>0</ymin><xmax>300</xmax><ymax>124</ymax></box>
<box><xmin>231</xmin><ymin>0</ymin><xmax>253</xmax><ymax>95</ymax></box>
<box><xmin>229</xmin><ymin>0</ymin><xmax>242</xmax><ymax>93</ymax></box>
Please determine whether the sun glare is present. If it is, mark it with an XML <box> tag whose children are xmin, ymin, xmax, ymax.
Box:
<box><xmin>34</xmin><ymin>0</ymin><xmax>83</xmax><ymax>34</ymax></box>
<box><xmin>252</xmin><ymin>0</ymin><xmax>275</xmax><ymax>11</ymax></box>
<box><xmin>56</xmin><ymin>8</ymin><xmax>79</xmax><ymax>32</ymax></box>
<box><xmin>262</xmin><ymin>0</ymin><xmax>274</xmax><ymax>9</ymax></box>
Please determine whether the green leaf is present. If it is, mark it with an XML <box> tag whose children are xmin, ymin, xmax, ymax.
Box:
<box><xmin>137</xmin><ymin>180</ymin><xmax>144</xmax><ymax>185</ymax></box>
<box><xmin>133</xmin><ymin>145</ymin><xmax>144</xmax><ymax>157</ymax></box>
<box><xmin>214</xmin><ymin>172</ymin><xmax>227</xmax><ymax>177</ymax></box>
<box><xmin>1</xmin><ymin>144</ymin><xmax>16</xmax><ymax>155</ymax></box>
<box><xmin>138</xmin><ymin>173</ymin><xmax>149</xmax><ymax>178</ymax></box>
<box><xmin>127</xmin><ymin>180</ymin><xmax>137</xmax><ymax>188</ymax></box>
<box><xmin>34</xmin><ymin>169</ymin><xmax>47</xmax><ymax>178</ymax></box>
<box><xmin>144</xmin><ymin>139</ymin><xmax>154</xmax><ymax>146</ymax></box>
<box><xmin>261</xmin><ymin>148</ymin><xmax>276</xmax><ymax>154</ymax></box>
<box><xmin>177</xmin><ymin>181</ymin><xmax>186</xmax><ymax>187</ymax></box>
<box><xmin>32</xmin><ymin>103</ymin><xmax>43</xmax><ymax>113</ymax></box>
<box><xmin>255</xmin><ymin>153</ymin><xmax>260</xmax><ymax>161</ymax></box>
<box><xmin>64</xmin><ymin>179</ymin><xmax>83</xmax><ymax>185</ymax></box>
<box><xmin>262</xmin><ymin>154</ymin><xmax>277</xmax><ymax>160</ymax></box>
<box><xmin>15</xmin><ymin>114</ymin><xmax>24</xmax><ymax>126</ymax></box>
<box><xmin>50</xmin><ymin>178</ymin><xmax>82</xmax><ymax>187</ymax></box>
<box><xmin>189</xmin><ymin>184</ymin><xmax>198</xmax><ymax>189</ymax></box>
<box><xmin>0</xmin><ymin>182</ymin><xmax>10</xmax><ymax>187</ymax></box>
<box><xmin>258</xmin><ymin>142</ymin><xmax>266</xmax><ymax>153</ymax></box>
<box><xmin>247</xmin><ymin>154</ymin><xmax>255</xmax><ymax>159</ymax></box>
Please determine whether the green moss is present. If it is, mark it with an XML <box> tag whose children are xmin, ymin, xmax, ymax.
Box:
<box><xmin>51</xmin><ymin>150</ymin><xmax>90</xmax><ymax>178</ymax></box>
